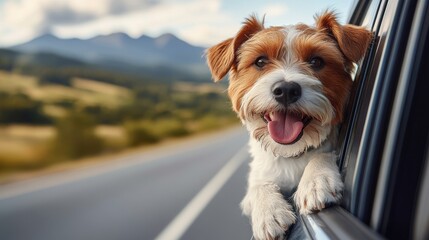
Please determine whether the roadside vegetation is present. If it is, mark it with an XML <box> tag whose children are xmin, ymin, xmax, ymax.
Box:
<box><xmin>0</xmin><ymin>54</ymin><xmax>237</xmax><ymax>175</ymax></box>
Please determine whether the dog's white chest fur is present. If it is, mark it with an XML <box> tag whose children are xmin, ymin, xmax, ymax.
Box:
<box><xmin>247</xmin><ymin>135</ymin><xmax>335</xmax><ymax>193</ymax></box>
<box><xmin>240</xmin><ymin>134</ymin><xmax>343</xmax><ymax>240</ymax></box>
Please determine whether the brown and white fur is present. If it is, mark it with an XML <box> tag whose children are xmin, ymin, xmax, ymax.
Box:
<box><xmin>206</xmin><ymin>11</ymin><xmax>371</xmax><ymax>240</ymax></box>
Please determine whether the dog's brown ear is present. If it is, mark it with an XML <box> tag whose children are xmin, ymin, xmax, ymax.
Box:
<box><xmin>315</xmin><ymin>11</ymin><xmax>372</xmax><ymax>63</ymax></box>
<box><xmin>206</xmin><ymin>38</ymin><xmax>234</xmax><ymax>82</ymax></box>
<box><xmin>206</xmin><ymin>15</ymin><xmax>264</xmax><ymax>82</ymax></box>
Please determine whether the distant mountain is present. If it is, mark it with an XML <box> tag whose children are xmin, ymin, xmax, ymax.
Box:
<box><xmin>0</xmin><ymin>48</ymin><xmax>210</xmax><ymax>86</ymax></box>
<box><xmin>0</xmin><ymin>48</ymin><xmax>88</xmax><ymax>71</ymax></box>
<box><xmin>10</xmin><ymin>32</ymin><xmax>208</xmax><ymax>77</ymax></box>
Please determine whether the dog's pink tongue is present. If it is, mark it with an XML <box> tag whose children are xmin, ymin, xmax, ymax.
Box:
<box><xmin>267</xmin><ymin>112</ymin><xmax>304</xmax><ymax>144</ymax></box>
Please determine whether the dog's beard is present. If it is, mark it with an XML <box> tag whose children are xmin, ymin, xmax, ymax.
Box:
<box><xmin>239</xmin><ymin>70</ymin><xmax>335</xmax><ymax>157</ymax></box>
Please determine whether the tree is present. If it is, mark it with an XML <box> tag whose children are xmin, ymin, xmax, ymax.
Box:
<box><xmin>0</xmin><ymin>93</ymin><xmax>52</xmax><ymax>124</ymax></box>
<box><xmin>52</xmin><ymin>112</ymin><xmax>103</xmax><ymax>159</ymax></box>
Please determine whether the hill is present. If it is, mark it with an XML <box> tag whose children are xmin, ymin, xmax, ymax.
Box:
<box><xmin>0</xmin><ymin>35</ymin><xmax>236</xmax><ymax>176</ymax></box>
<box><xmin>10</xmin><ymin>32</ymin><xmax>209</xmax><ymax>77</ymax></box>
<box><xmin>0</xmin><ymin>48</ymin><xmax>211</xmax><ymax>86</ymax></box>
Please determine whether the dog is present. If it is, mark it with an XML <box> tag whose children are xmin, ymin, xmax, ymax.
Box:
<box><xmin>206</xmin><ymin>11</ymin><xmax>372</xmax><ymax>240</ymax></box>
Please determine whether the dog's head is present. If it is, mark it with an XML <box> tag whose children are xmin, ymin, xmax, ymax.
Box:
<box><xmin>206</xmin><ymin>11</ymin><xmax>372</xmax><ymax>157</ymax></box>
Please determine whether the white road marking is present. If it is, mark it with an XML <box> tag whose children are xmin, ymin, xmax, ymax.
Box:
<box><xmin>154</xmin><ymin>146</ymin><xmax>249</xmax><ymax>240</ymax></box>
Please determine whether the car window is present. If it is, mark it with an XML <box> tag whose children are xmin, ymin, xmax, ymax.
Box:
<box><xmin>339</xmin><ymin>0</ymin><xmax>428</xmax><ymax>235</ymax></box>
<box><xmin>360</xmin><ymin>0</ymin><xmax>383</xmax><ymax>29</ymax></box>
<box><xmin>337</xmin><ymin>0</ymin><xmax>384</xmax><ymax>212</ymax></box>
<box><xmin>370</xmin><ymin>0</ymin><xmax>429</xmax><ymax>237</ymax></box>
<box><xmin>339</xmin><ymin>0</ymin><xmax>417</xmax><ymax>221</ymax></box>
<box><xmin>299</xmin><ymin>0</ymin><xmax>428</xmax><ymax>238</ymax></box>
<box><xmin>284</xmin><ymin>0</ymin><xmax>428</xmax><ymax>239</ymax></box>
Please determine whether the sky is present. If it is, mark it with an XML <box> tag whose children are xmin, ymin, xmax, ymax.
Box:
<box><xmin>0</xmin><ymin>0</ymin><xmax>354</xmax><ymax>47</ymax></box>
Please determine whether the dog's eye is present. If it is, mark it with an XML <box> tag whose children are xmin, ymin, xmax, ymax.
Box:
<box><xmin>309</xmin><ymin>57</ymin><xmax>324</xmax><ymax>70</ymax></box>
<box><xmin>254</xmin><ymin>56</ymin><xmax>269</xmax><ymax>69</ymax></box>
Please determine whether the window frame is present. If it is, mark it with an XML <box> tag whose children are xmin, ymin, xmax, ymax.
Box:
<box><xmin>298</xmin><ymin>0</ymin><xmax>429</xmax><ymax>238</ymax></box>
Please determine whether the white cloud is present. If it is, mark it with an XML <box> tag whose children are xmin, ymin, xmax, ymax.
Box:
<box><xmin>51</xmin><ymin>0</ymin><xmax>234</xmax><ymax>47</ymax></box>
<box><xmin>0</xmin><ymin>0</ymin><xmax>354</xmax><ymax>47</ymax></box>
<box><xmin>0</xmin><ymin>0</ymin><xmax>158</xmax><ymax>46</ymax></box>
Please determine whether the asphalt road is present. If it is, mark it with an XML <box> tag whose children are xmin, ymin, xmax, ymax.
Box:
<box><xmin>0</xmin><ymin>127</ymin><xmax>253</xmax><ymax>240</ymax></box>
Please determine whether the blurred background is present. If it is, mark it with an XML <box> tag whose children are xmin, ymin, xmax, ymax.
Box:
<box><xmin>0</xmin><ymin>0</ymin><xmax>353</xmax><ymax>179</ymax></box>
<box><xmin>0</xmin><ymin>0</ymin><xmax>353</xmax><ymax>239</ymax></box>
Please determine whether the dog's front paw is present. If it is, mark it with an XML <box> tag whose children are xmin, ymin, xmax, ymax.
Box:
<box><xmin>251</xmin><ymin>194</ymin><xmax>296</xmax><ymax>240</ymax></box>
<box><xmin>294</xmin><ymin>172</ymin><xmax>343</xmax><ymax>215</ymax></box>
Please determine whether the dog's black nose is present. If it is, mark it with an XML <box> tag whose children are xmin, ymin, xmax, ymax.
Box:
<box><xmin>272</xmin><ymin>81</ymin><xmax>301</xmax><ymax>105</ymax></box>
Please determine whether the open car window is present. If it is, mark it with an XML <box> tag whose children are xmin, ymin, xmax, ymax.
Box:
<box><xmin>295</xmin><ymin>0</ymin><xmax>429</xmax><ymax>239</ymax></box>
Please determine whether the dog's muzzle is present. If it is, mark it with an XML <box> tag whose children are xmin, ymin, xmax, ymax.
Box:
<box><xmin>261</xmin><ymin>81</ymin><xmax>311</xmax><ymax>145</ymax></box>
<box><xmin>272</xmin><ymin>81</ymin><xmax>302</xmax><ymax>106</ymax></box>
